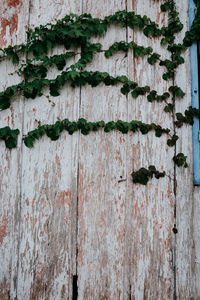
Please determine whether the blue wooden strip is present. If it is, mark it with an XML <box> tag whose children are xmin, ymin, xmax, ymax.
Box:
<box><xmin>189</xmin><ymin>0</ymin><xmax>200</xmax><ymax>185</ymax></box>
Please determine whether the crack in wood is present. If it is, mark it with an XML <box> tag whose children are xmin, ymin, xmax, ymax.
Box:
<box><xmin>72</xmin><ymin>275</ymin><xmax>78</xmax><ymax>300</ymax></box>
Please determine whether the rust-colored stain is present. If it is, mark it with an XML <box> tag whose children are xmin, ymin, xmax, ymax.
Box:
<box><xmin>3</xmin><ymin>0</ymin><xmax>21</xmax><ymax>7</ymax></box>
<box><xmin>132</xmin><ymin>144</ymin><xmax>137</xmax><ymax>157</ymax></box>
<box><xmin>34</xmin><ymin>119</ymin><xmax>38</xmax><ymax>128</ymax></box>
<box><xmin>0</xmin><ymin>215</ymin><xmax>8</xmax><ymax>244</ymax></box>
<box><xmin>156</xmin><ymin>12</ymin><xmax>161</xmax><ymax>24</ymax></box>
<box><xmin>36</xmin><ymin>261</ymin><xmax>45</xmax><ymax>280</ymax></box>
<box><xmin>9</xmin><ymin>105</ymin><xmax>15</xmax><ymax>126</ymax></box>
<box><xmin>161</xmin><ymin>13</ymin><xmax>166</xmax><ymax>26</ymax></box>
<box><xmin>24</xmin><ymin>212</ymin><xmax>37</xmax><ymax>226</ymax></box>
<box><xmin>0</xmin><ymin>14</ymin><xmax>18</xmax><ymax>47</ymax></box>
<box><xmin>55</xmin><ymin>154</ymin><xmax>61</xmax><ymax>166</ymax></box>
<box><xmin>0</xmin><ymin>0</ymin><xmax>22</xmax><ymax>47</ymax></box>
<box><xmin>56</xmin><ymin>190</ymin><xmax>71</xmax><ymax>207</ymax></box>
<box><xmin>132</xmin><ymin>0</ymin><xmax>135</xmax><ymax>10</ymax></box>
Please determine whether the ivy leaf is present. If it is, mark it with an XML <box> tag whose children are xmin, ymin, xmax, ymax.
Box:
<box><xmin>50</xmin><ymin>82</ymin><xmax>60</xmax><ymax>96</ymax></box>
<box><xmin>160</xmin><ymin>2</ymin><xmax>171</xmax><ymax>12</ymax></box>
<box><xmin>5</xmin><ymin>136</ymin><xmax>17</xmax><ymax>148</ymax></box>
<box><xmin>175</xmin><ymin>87</ymin><xmax>185</xmax><ymax>98</ymax></box>
<box><xmin>0</xmin><ymin>95</ymin><xmax>11</xmax><ymax>110</ymax></box>
<box><xmin>131</xmin><ymin>90</ymin><xmax>139</xmax><ymax>98</ymax></box>
<box><xmin>69</xmin><ymin>70</ymin><xmax>80</xmax><ymax>81</ymax></box>
<box><xmin>4</xmin><ymin>46</ymin><xmax>19</xmax><ymax>64</ymax></box>
<box><xmin>155</xmin><ymin>126</ymin><xmax>162</xmax><ymax>137</ymax></box>
<box><xmin>121</xmin><ymin>86</ymin><xmax>129</xmax><ymax>95</ymax></box>
<box><xmin>24</xmin><ymin>136</ymin><xmax>35</xmax><ymax>148</ymax></box>
<box><xmin>0</xmin><ymin>126</ymin><xmax>9</xmax><ymax>139</ymax></box>
<box><xmin>117</xmin><ymin>75</ymin><xmax>128</xmax><ymax>83</ymax></box>
<box><xmin>167</xmin><ymin>135</ymin><xmax>179</xmax><ymax>147</ymax></box>
<box><xmin>147</xmin><ymin>53</ymin><xmax>160</xmax><ymax>65</ymax></box>
<box><xmin>173</xmin><ymin>153</ymin><xmax>188</xmax><ymax>168</ymax></box>
<box><xmin>164</xmin><ymin>104</ymin><xmax>174</xmax><ymax>112</ymax></box>
<box><xmin>132</xmin><ymin>167</ymin><xmax>149</xmax><ymax>185</ymax></box>
<box><xmin>77</xmin><ymin>118</ymin><xmax>87</xmax><ymax>129</ymax></box>
<box><xmin>169</xmin><ymin>86</ymin><xmax>185</xmax><ymax>98</ymax></box>
<box><xmin>10</xmin><ymin>129</ymin><xmax>20</xmax><ymax>137</ymax></box>
<box><xmin>147</xmin><ymin>90</ymin><xmax>157</xmax><ymax>102</ymax></box>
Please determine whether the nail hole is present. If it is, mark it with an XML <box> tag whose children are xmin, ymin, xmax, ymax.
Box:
<box><xmin>172</xmin><ymin>227</ymin><xmax>178</xmax><ymax>234</ymax></box>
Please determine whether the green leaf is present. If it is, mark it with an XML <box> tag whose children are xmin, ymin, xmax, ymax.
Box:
<box><xmin>173</xmin><ymin>153</ymin><xmax>188</xmax><ymax>168</ymax></box>
<box><xmin>50</xmin><ymin>82</ymin><xmax>60</xmax><ymax>96</ymax></box>
<box><xmin>0</xmin><ymin>126</ymin><xmax>9</xmax><ymax>138</ymax></box>
<box><xmin>131</xmin><ymin>90</ymin><xmax>139</xmax><ymax>98</ymax></box>
<box><xmin>164</xmin><ymin>104</ymin><xmax>173</xmax><ymax>112</ymax></box>
<box><xmin>24</xmin><ymin>136</ymin><xmax>35</xmax><ymax>148</ymax></box>
<box><xmin>0</xmin><ymin>95</ymin><xmax>11</xmax><ymax>110</ymax></box>
<box><xmin>5</xmin><ymin>137</ymin><xmax>18</xmax><ymax>148</ymax></box>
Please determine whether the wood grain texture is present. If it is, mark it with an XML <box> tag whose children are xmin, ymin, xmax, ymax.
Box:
<box><xmin>77</xmin><ymin>1</ymin><xmax>128</xmax><ymax>299</ymax></box>
<box><xmin>0</xmin><ymin>0</ymin><xmax>200</xmax><ymax>299</ymax></box>
<box><xmin>175</xmin><ymin>1</ymin><xmax>196</xmax><ymax>299</ymax></box>
<box><xmin>193</xmin><ymin>186</ymin><xmax>200</xmax><ymax>298</ymax></box>
<box><xmin>0</xmin><ymin>1</ymin><xmax>29</xmax><ymax>299</ymax></box>
<box><xmin>125</xmin><ymin>0</ymin><xmax>175</xmax><ymax>298</ymax></box>
<box><xmin>16</xmin><ymin>1</ymin><xmax>81</xmax><ymax>299</ymax></box>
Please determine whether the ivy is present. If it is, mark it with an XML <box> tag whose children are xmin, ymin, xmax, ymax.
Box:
<box><xmin>131</xmin><ymin>86</ymin><xmax>150</xmax><ymax>98</ymax></box>
<box><xmin>183</xmin><ymin>8</ymin><xmax>200</xmax><ymax>47</ymax></box>
<box><xmin>0</xmin><ymin>10</ymin><xmax>162</xmax><ymax>66</ymax></box>
<box><xmin>167</xmin><ymin>134</ymin><xmax>179</xmax><ymax>147</ymax></box>
<box><xmin>161</xmin><ymin>0</ymin><xmax>183</xmax><ymax>45</ymax></box>
<box><xmin>104</xmin><ymin>41</ymin><xmax>154</xmax><ymax>58</ymax></box>
<box><xmin>175</xmin><ymin>106</ymin><xmax>200</xmax><ymax>127</ymax></box>
<box><xmin>2</xmin><ymin>46</ymin><xmax>20</xmax><ymax>64</ymax></box>
<box><xmin>0</xmin><ymin>0</ymin><xmax>199</xmax><ymax>185</ymax></box>
<box><xmin>147</xmin><ymin>90</ymin><xmax>170</xmax><ymax>102</ymax></box>
<box><xmin>0</xmin><ymin>126</ymin><xmax>20</xmax><ymax>148</ymax></box>
<box><xmin>164</xmin><ymin>103</ymin><xmax>174</xmax><ymax>113</ymax></box>
<box><xmin>169</xmin><ymin>86</ymin><xmax>185</xmax><ymax>98</ymax></box>
<box><xmin>160</xmin><ymin>1</ymin><xmax>173</xmax><ymax>12</ymax></box>
<box><xmin>131</xmin><ymin>166</ymin><xmax>165</xmax><ymax>185</ymax></box>
<box><xmin>0</xmin><ymin>67</ymin><xmax>165</xmax><ymax>110</ymax></box>
<box><xmin>18</xmin><ymin>51</ymin><xmax>76</xmax><ymax>79</ymax></box>
<box><xmin>173</xmin><ymin>153</ymin><xmax>188</xmax><ymax>168</ymax></box>
<box><xmin>23</xmin><ymin>118</ymin><xmax>170</xmax><ymax>148</ymax></box>
<box><xmin>147</xmin><ymin>53</ymin><xmax>161</xmax><ymax>65</ymax></box>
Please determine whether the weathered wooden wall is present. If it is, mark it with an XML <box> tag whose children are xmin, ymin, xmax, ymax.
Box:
<box><xmin>0</xmin><ymin>0</ymin><xmax>199</xmax><ymax>299</ymax></box>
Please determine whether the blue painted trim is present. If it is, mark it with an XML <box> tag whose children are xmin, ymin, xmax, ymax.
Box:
<box><xmin>189</xmin><ymin>0</ymin><xmax>200</xmax><ymax>185</ymax></box>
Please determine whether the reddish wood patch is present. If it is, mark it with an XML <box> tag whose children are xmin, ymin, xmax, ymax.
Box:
<box><xmin>4</xmin><ymin>0</ymin><xmax>21</xmax><ymax>7</ymax></box>
<box><xmin>0</xmin><ymin>215</ymin><xmax>8</xmax><ymax>244</ymax></box>
<box><xmin>0</xmin><ymin>0</ymin><xmax>22</xmax><ymax>47</ymax></box>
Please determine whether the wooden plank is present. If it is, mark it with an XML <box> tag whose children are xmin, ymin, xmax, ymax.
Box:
<box><xmin>0</xmin><ymin>1</ymin><xmax>30</xmax><ymax>299</ymax></box>
<box><xmin>16</xmin><ymin>1</ymin><xmax>81</xmax><ymax>298</ymax></box>
<box><xmin>124</xmin><ymin>0</ymin><xmax>175</xmax><ymax>298</ymax></box>
<box><xmin>77</xmin><ymin>1</ymin><xmax>128</xmax><ymax>298</ymax></box>
<box><xmin>193</xmin><ymin>186</ymin><xmax>200</xmax><ymax>297</ymax></box>
<box><xmin>175</xmin><ymin>1</ymin><xmax>196</xmax><ymax>298</ymax></box>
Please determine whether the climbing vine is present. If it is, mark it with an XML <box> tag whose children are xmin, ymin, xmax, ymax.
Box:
<box><xmin>23</xmin><ymin>118</ymin><xmax>170</xmax><ymax>148</ymax></box>
<box><xmin>0</xmin><ymin>0</ymin><xmax>199</xmax><ymax>184</ymax></box>
<box><xmin>132</xmin><ymin>166</ymin><xmax>166</xmax><ymax>185</ymax></box>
